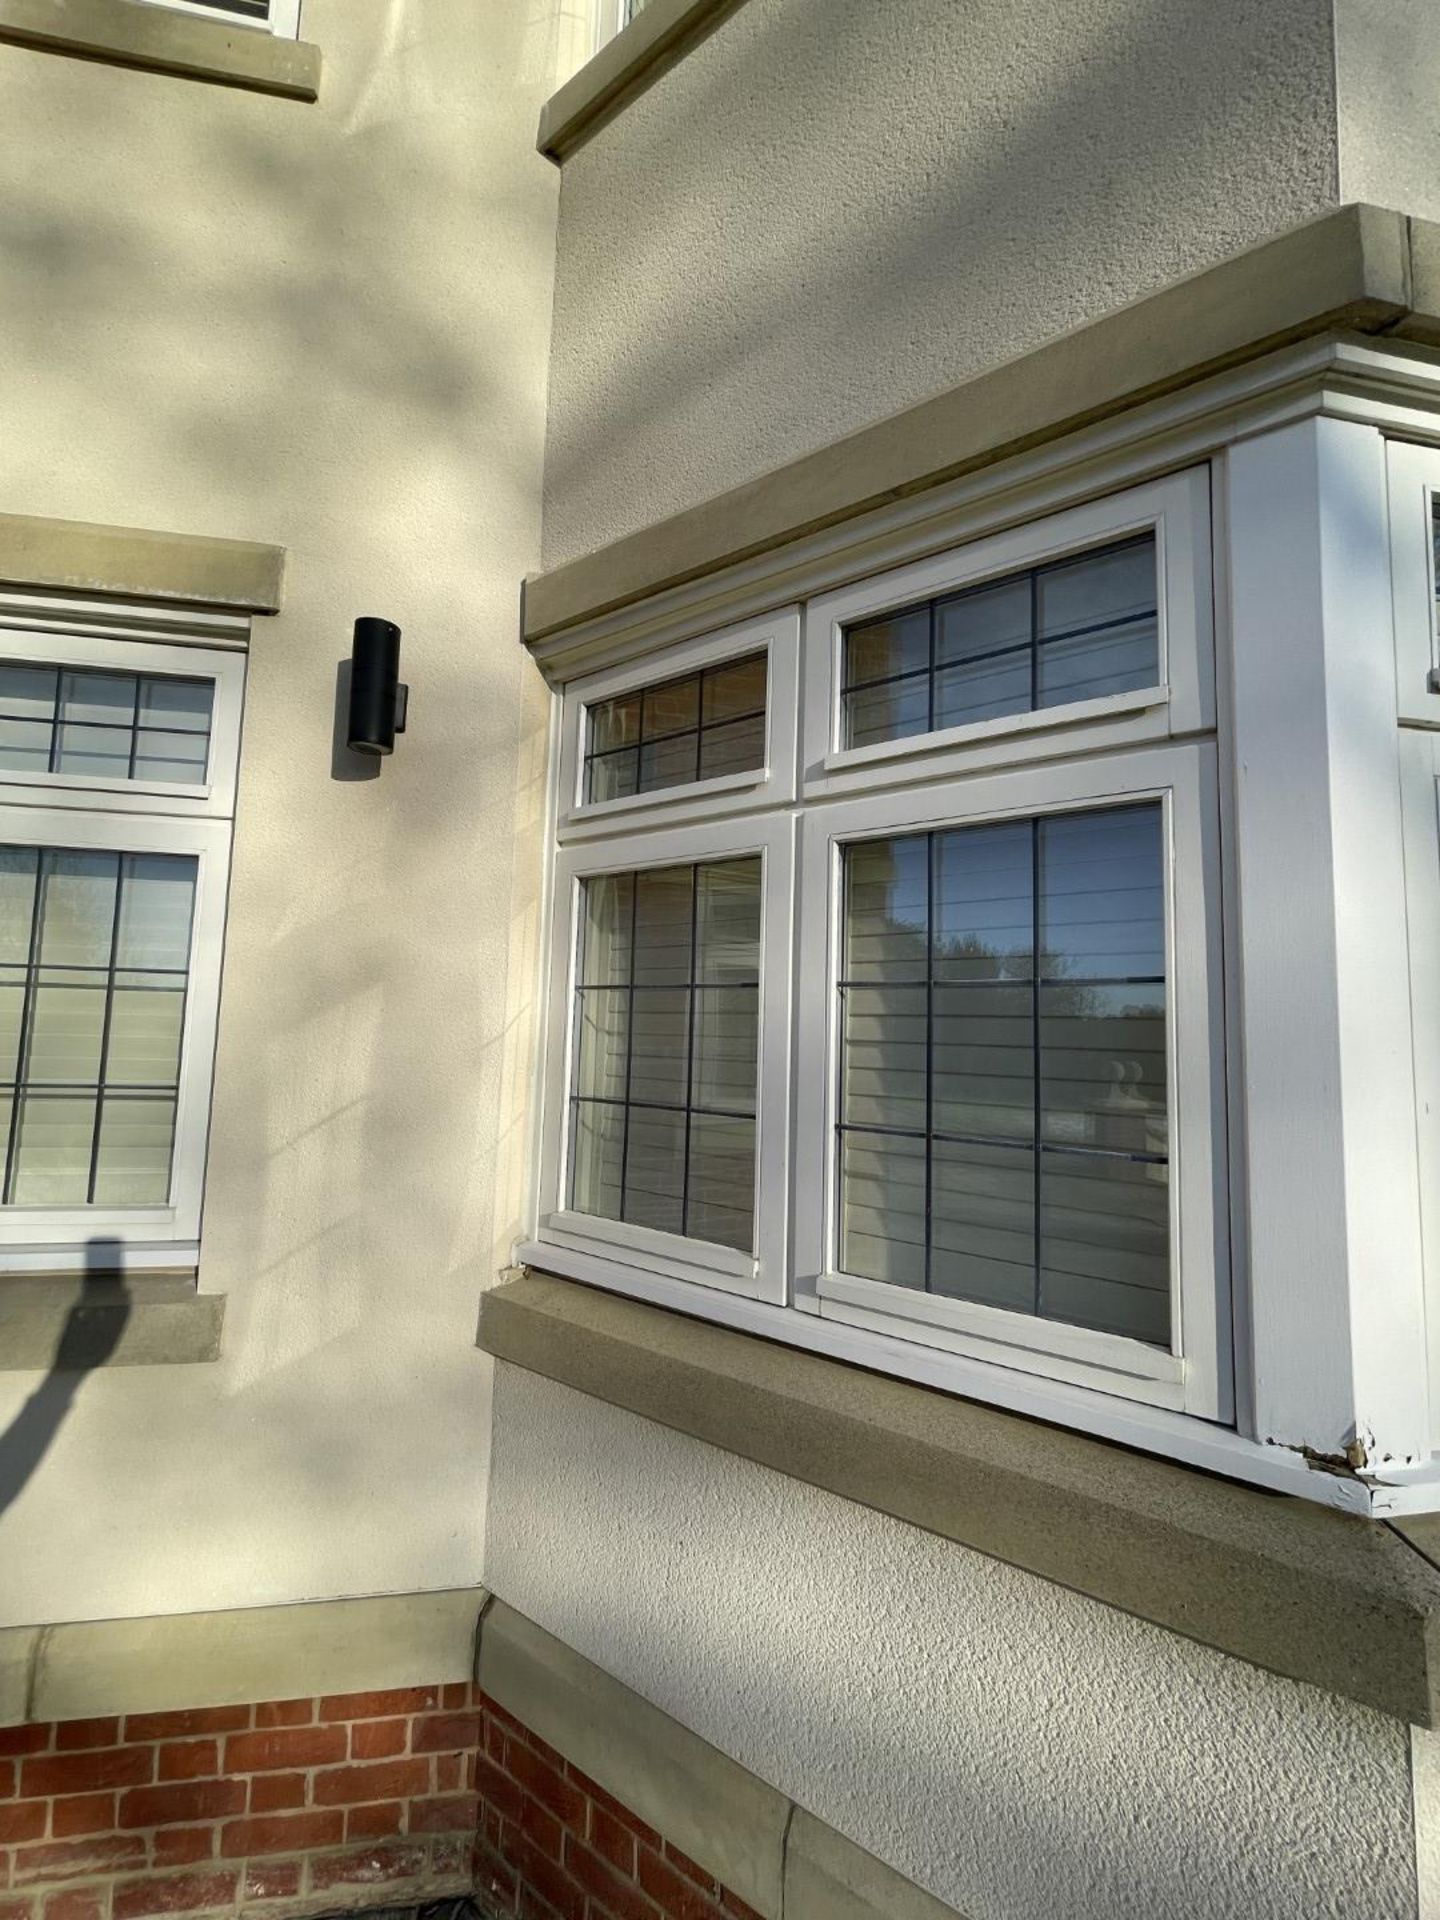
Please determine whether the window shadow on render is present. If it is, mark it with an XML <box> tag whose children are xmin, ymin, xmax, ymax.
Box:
<box><xmin>0</xmin><ymin>1240</ymin><xmax>130</xmax><ymax>1518</ymax></box>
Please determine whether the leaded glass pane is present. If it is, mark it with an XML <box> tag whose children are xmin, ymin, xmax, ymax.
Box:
<box><xmin>583</xmin><ymin>653</ymin><xmax>767</xmax><ymax>804</ymax></box>
<box><xmin>570</xmin><ymin>855</ymin><xmax>761</xmax><ymax>1252</ymax></box>
<box><xmin>0</xmin><ymin>845</ymin><xmax>197</xmax><ymax>1208</ymax></box>
<box><xmin>836</xmin><ymin>802</ymin><xmax>1170</xmax><ymax>1346</ymax></box>
<box><xmin>841</xmin><ymin>535</ymin><xmax>1159</xmax><ymax>747</ymax></box>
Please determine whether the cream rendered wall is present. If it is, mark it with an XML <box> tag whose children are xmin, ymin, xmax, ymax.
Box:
<box><xmin>541</xmin><ymin>0</ymin><xmax>1355</xmax><ymax>568</ymax></box>
<box><xmin>0</xmin><ymin>0</ymin><xmax>568</xmax><ymax>1624</ymax></box>
<box><xmin>485</xmin><ymin>1365</ymin><xmax>1419</xmax><ymax>1920</ymax></box>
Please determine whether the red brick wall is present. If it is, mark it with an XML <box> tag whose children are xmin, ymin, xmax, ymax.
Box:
<box><xmin>473</xmin><ymin>1695</ymin><xmax>762</xmax><ymax>1920</ymax></box>
<box><xmin>0</xmin><ymin>1685</ymin><xmax>479</xmax><ymax>1920</ymax></box>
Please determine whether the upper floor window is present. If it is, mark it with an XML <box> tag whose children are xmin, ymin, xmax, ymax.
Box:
<box><xmin>0</xmin><ymin>626</ymin><xmax>244</xmax><ymax>1275</ymax></box>
<box><xmin>591</xmin><ymin>0</ymin><xmax>645</xmax><ymax>55</ymax></box>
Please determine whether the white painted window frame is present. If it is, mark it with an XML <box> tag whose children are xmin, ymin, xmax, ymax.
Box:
<box><xmin>557</xmin><ymin>608</ymin><xmax>800</xmax><ymax>842</ymax></box>
<box><xmin>790</xmin><ymin>741</ymin><xmax>1228</xmax><ymax>1419</ymax></box>
<box><xmin>1387</xmin><ymin>438</ymin><xmax>1440</xmax><ymax>729</ymax></box>
<box><xmin>535</xmin><ymin>812</ymin><xmax>796</xmax><ymax>1303</ymax></box>
<box><xmin>0</xmin><ymin>630</ymin><xmax>244</xmax><ymax>1276</ymax></box>
<box><xmin>802</xmin><ymin>468</ymin><xmax>1212</xmax><ymax>802</ymax></box>
<box><xmin>132</xmin><ymin>0</ymin><xmax>302</xmax><ymax>38</ymax></box>
<box><xmin>590</xmin><ymin>0</ymin><xmax>638</xmax><ymax>55</ymax></box>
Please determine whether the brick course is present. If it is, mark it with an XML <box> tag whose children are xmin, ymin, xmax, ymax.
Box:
<box><xmin>471</xmin><ymin>1696</ymin><xmax>765</xmax><ymax>1920</ymax></box>
<box><xmin>0</xmin><ymin>1687</ymin><xmax>477</xmax><ymax>1920</ymax></box>
<box><xmin>0</xmin><ymin>1686</ymin><xmax>763</xmax><ymax>1920</ymax></box>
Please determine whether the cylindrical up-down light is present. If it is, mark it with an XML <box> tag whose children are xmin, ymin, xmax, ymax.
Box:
<box><xmin>347</xmin><ymin>617</ymin><xmax>408</xmax><ymax>755</ymax></box>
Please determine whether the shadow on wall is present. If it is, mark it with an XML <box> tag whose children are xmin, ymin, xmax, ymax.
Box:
<box><xmin>0</xmin><ymin>1240</ymin><xmax>130</xmax><ymax>1518</ymax></box>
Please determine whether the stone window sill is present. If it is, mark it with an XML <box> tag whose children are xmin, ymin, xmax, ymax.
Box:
<box><xmin>481</xmin><ymin>1269</ymin><xmax>1440</xmax><ymax>1725</ymax></box>
<box><xmin>0</xmin><ymin>0</ymin><xmax>320</xmax><ymax>101</ymax></box>
<box><xmin>0</xmin><ymin>1274</ymin><xmax>225</xmax><ymax>1370</ymax></box>
<box><xmin>538</xmin><ymin>0</ymin><xmax>743</xmax><ymax>163</ymax></box>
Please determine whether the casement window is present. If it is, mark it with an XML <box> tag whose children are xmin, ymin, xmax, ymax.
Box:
<box><xmin>0</xmin><ymin>627</ymin><xmax>243</xmax><ymax>1275</ymax></box>
<box><xmin>530</xmin><ymin>471</ymin><xmax>1224</xmax><ymax>1422</ymax></box>
<box><xmin>140</xmin><ymin>0</ymin><xmax>303</xmax><ymax>38</ymax></box>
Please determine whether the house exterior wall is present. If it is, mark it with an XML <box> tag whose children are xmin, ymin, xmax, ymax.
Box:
<box><xmin>541</xmin><ymin>0</ymin><xmax>1353</xmax><ymax>568</ymax></box>
<box><xmin>484</xmin><ymin>1364</ymin><xmax>1419</xmax><ymax>1920</ymax></box>
<box><xmin>0</xmin><ymin>0</ymin><xmax>561</xmax><ymax>1625</ymax></box>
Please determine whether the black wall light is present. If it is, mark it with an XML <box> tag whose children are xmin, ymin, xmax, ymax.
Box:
<box><xmin>347</xmin><ymin>617</ymin><xmax>409</xmax><ymax>756</ymax></box>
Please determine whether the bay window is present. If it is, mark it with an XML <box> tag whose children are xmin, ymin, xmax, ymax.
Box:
<box><xmin>529</xmin><ymin>471</ymin><xmax>1224</xmax><ymax>1426</ymax></box>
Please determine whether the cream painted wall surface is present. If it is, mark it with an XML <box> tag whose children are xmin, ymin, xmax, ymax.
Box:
<box><xmin>541</xmin><ymin>0</ymin><xmax>1352</xmax><ymax>568</ymax></box>
<box><xmin>0</xmin><ymin>0</ymin><xmax>563</xmax><ymax>1623</ymax></box>
<box><xmin>485</xmin><ymin>1366</ymin><xmax>1418</xmax><ymax>1920</ymax></box>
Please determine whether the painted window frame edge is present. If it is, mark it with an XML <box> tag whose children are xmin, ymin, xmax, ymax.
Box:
<box><xmin>556</xmin><ymin>606</ymin><xmax>801</xmax><ymax>840</ymax></box>
<box><xmin>1387</xmin><ymin>436</ymin><xmax>1440</xmax><ymax>729</ymax></box>
<box><xmin>536</xmin><ymin>811</ymin><xmax>796</xmax><ymax>1302</ymax></box>
<box><xmin>590</xmin><ymin>0</ymin><xmax>639</xmax><ymax>56</ymax></box>
<box><xmin>0</xmin><ymin>625</ymin><xmax>244</xmax><ymax>1277</ymax></box>
<box><xmin>139</xmin><ymin>0</ymin><xmax>303</xmax><ymax>39</ymax></box>
<box><xmin>791</xmin><ymin>740</ymin><xmax>1230</xmax><ymax>1422</ymax></box>
<box><xmin>802</xmin><ymin>466</ymin><xmax>1212</xmax><ymax>800</ymax></box>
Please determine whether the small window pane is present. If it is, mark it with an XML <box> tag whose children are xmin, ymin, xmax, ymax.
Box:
<box><xmin>936</xmin><ymin>578</ymin><xmax>1031</xmax><ymax>664</ymax></box>
<box><xmin>27</xmin><ymin>985</ymin><xmax>107</xmax><ymax>1085</ymax></box>
<box><xmin>138</xmin><ymin>678</ymin><xmax>212</xmax><ymax>732</ymax></box>
<box><xmin>133</xmin><ymin>729</ymin><xmax>210</xmax><ymax>785</ymax></box>
<box><xmin>839</xmin><ymin>1129</ymin><xmax>926</xmax><ymax>1290</ymax></box>
<box><xmin>702</xmin><ymin>656</ymin><xmax>766</xmax><ymax>724</ymax></box>
<box><xmin>843</xmin><ymin>674</ymin><xmax>931</xmax><ymax>750</ymax></box>
<box><xmin>574</xmin><ymin>988</ymin><xmax>629</xmax><ymax>1104</ymax></box>
<box><xmin>583</xmin><ymin>653</ymin><xmax>767</xmax><ymax>804</ymax></box>
<box><xmin>844</xmin><ymin>609</ymin><xmax>929</xmax><ymax>689</ymax></box>
<box><xmin>0</xmin><ymin>665</ymin><xmax>59</xmax><ymax>720</ymax></box>
<box><xmin>930</xmin><ymin>1139</ymin><xmax>1035</xmax><ymax>1310</ymax></box>
<box><xmin>589</xmin><ymin>694</ymin><xmax>641</xmax><ymax>755</ymax></box>
<box><xmin>92</xmin><ymin>1097</ymin><xmax>176</xmax><ymax>1205</ymax></box>
<box><xmin>1038</xmin><ymin>1151</ymin><xmax>1169</xmax><ymax>1343</ymax></box>
<box><xmin>837</xmin><ymin>804</ymin><xmax>1169</xmax><ymax>1345</ymax></box>
<box><xmin>571</xmin><ymin>1100</ymin><xmax>625</xmax><ymax>1219</ymax></box>
<box><xmin>0</xmin><ymin>850</ymin><xmax>38</xmax><ymax>964</ymax></box>
<box><xmin>38</xmin><ymin>854</ymin><xmax>120</xmax><ymax>968</ymax></box>
<box><xmin>10</xmin><ymin>1093</ymin><xmax>95</xmax><ymax>1204</ymax></box>
<box><xmin>54</xmin><ymin>724</ymin><xmax>132</xmax><ymax>780</ymax></box>
<box><xmin>0</xmin><ymin>718</ymin><xmax>54</xmax><ymax>774</ymax></box>
<box><xmin>570</xmin><ymin>856</ymin><xmax>761</xmax><ymax>1251</ymax></box>
<box><xmin>685</xmin><ymin>1113</ymin><xmax>755</xmax><ymax>1250</ymax></box>
<box><xmin>621</xmin><ymin>1107</ymin><xmax>686</xmax><ymax>1235</ymax></box>
<box><xmin>61</xmin><ymin>672</ymin><xmax>135</xmax><ymax>726</ymax></box>
<box><xmin>840</xmin><ymin>535</ymin><xmax>1158</xmax><ymax>748</ymax></box>
<box><xmin>641</xmin><ymin>676</ymin><xmax>700</xmax><ymax>740</ymax></box>
<box><xmin>105</xmin><ymin>987</ymin><xmax>186</xmax><ymax>1088</ymax></box>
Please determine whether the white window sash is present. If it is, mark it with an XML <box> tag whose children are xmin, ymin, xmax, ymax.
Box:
<box><xmin>790</xmin><ymin>742</ymin><xmax>1229</xmax><ymax>1420</ymax></box>
<box><xmin>0</xmin><ymin>630</ymin><xmax>244</xmax><ymax>821</ymax></box>
<box><xmin>556</xmin><ymin>608</ymin><xmax>801</xmax><ymax>841</ymax></box>
<box><xmin>1386</xmin><ymin>437</ymin><xmax>1440</xmax><ymax>730</ymax></box>
<box><xmin>801</xmin><ymin>468</ymin><xmax>1212</xmax><ymax>802</ymax></box>
<box><xmin>0</xmin><ymin>806</ymin><xmax>232</xmax><ymax>1273</ymax></box>
<box><xmin>535</xmin><ymin>812</ymin><xmax>796</xmax><ymax>1303</ymax></box>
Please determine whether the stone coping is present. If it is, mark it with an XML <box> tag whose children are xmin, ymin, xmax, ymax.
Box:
<box><xmin>480</xmin><ymin>1271</ymin><xmax>1440</xmax><ymax>1726</ymax></box>
<box><xmin>0</xmin><ymin>1588</ymin><xmax>485</xmax><ymax>1726</ymax></box>
<box><xmin>0</xmin><ymin>0</ymin><xmax>320</xmax><ymax>98</ymax></box>
<box><xmin>537</xmin><ymin>0</ymin><xmax>744</xmax><ymax>163</ymax></box>
<box><xmin>0</xmin><ymin>1273</ymin><xmax>224</xmax><ymax>1370</ymax></box>
<box><xmin>0</xmin><ymin>512</ymin><xmax>286</xmax><ymax>613</ymax></box>
<box><xmin>477</xmin><ymin>1596</ymin><xmax>968</xmax><ymax>1920</ymax></box>
<box><xmin>523</xmin><ymin>202</ymin><xmax>1440</xmax><ymax>643</ymax></box>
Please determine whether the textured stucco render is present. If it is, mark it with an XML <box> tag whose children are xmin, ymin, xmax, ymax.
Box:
<box><xmin>0</xmin><ymin>0</ymin><xmax>566</xmax><ymax>1623</ymax></box>
<box><xmin>541</xmin><ymin>0</ymin><xmax>1349</xmax><ymax>566</ymax></box>
<box><xmin>485</xmin><ymin>1366</ymin><xmax>1418</xmax><ymax>1920</ymax></box>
